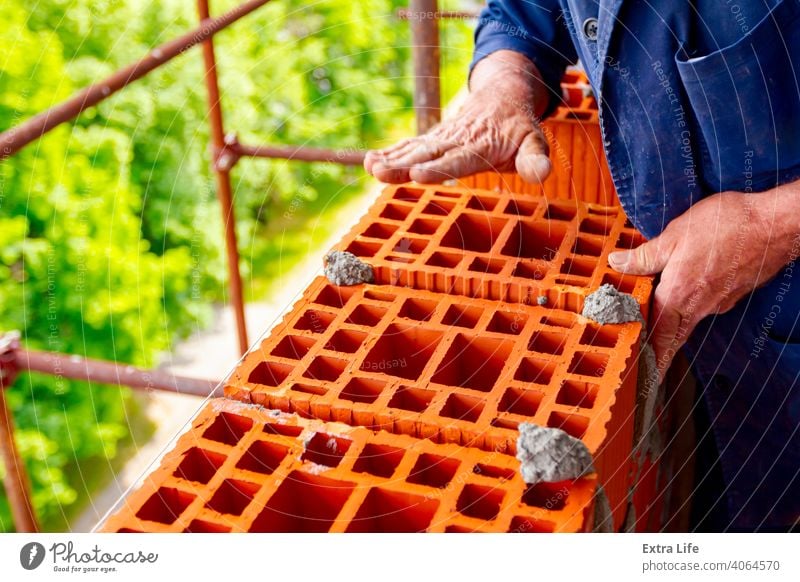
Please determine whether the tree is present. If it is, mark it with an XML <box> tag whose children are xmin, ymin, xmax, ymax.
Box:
<box><xmin>1</xmin><ymin>0</ymin><xmax>469</xmax><ymax>531</ymax></box>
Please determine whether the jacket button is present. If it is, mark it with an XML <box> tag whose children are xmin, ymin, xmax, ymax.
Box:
<box><xmin>583</xmin><ymin>17</ymin><xmax>599</xmax><ymax>41</ymax></box>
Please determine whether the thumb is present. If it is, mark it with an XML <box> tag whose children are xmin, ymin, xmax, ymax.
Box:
<box><xmin>515</xmin><ymin>130</ymin><xmax>552</xmax><ymax>184</ymax></box>
<box><xmin>608</xmin><ymin>235</ymin><xmax>671</xmax><ymax>275</ymax></box>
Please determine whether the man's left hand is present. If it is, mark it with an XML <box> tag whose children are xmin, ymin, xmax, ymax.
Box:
<box><xmin>607</xmin><ymin>187</ymin><xmax>800</xmax><ymax>380</ymax></box>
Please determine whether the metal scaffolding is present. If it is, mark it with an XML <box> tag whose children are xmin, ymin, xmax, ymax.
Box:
<box><xmin>0</xmin><ymin>0</ymin><xmax>446</xmax><ymax>532</ymax></box>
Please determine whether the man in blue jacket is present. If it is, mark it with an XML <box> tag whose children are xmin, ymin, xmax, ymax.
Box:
<box><xmin>365</xmin><ymin>1</ymin><xmax>800</xmax><ymax>531</ymax></box>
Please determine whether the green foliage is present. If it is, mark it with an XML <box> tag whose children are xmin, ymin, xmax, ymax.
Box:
<box><xmin>0</xmin><ymin>0</ymin><xmax>470</xmax><ymax>531</ymax></box>
<box><xmin>0</xmin><ymin>2</ymin><xmax>187</xmax><ymax>530</ymax></box>
<box><xmin>438</xmin><ymin>2</ymin><xmax>473</xmax><ymax>104</ymax></box>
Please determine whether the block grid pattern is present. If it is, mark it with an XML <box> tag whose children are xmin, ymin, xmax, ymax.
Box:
<box><xmin>225</xmin><ymin>276</ymin><xmax>642</xmax><ymax>527</ymax></box>
<box><xmin>228</xmin><ymin>277</ymin><xmax>639</xmax><ymax>453</ymax></box>
<box><xmin>334</xmin><ymin>183</ymin><xmax>651</xmax><ymax>316</ymax></box>
<box><xmin>101</xmin><ymin>400</ymin><xmax>596</xmax><ymax>533</ymax></box>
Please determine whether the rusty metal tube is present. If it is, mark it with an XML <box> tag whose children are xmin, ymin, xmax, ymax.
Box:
<box><xmin>0</xmin><ymin>333</ymin><xmax>219</xmax><ymax>532</ymax></box>
<box><xmin>197</xmin><ymin>0</ymin><xmax>249</xmax><ymax>356</ymax></box>
<box><xmin>233</xmin><ymin>142</ymin><xmax>367</xmax><ymax>166</ymax></box>
<box><xmin>0</xmin><ymin>387</ymin><xmax>38</xmax><ymax>532</ymax></box>
<box><xmin>16</xmin><ymin>349</ymin><xmax>221</xmax><ymax>398</ymax></box>
<box><xmin>409</xmin><ymin>0</ymin><xmax>441</xmax><ymax>134</ymax></box>
<box><xmin>0</xmin><ymin>0</ymin><xmax>272</xmax><ymax>161</ymax></box>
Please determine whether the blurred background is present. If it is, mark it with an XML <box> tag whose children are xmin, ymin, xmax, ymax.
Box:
<box><xmin>0</xmin><ymin>0</ymin><xmax>474</xmax><ymax>532</ymax></box>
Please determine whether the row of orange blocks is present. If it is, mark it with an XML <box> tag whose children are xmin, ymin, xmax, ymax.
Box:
<box><xmin>104</xmin><ymin>186</ymin><xmax>651</xmax><ymax>531</ymax></box>
<box><xmin>102</xmin><ymin>400</ymin><xmax>595</xmax><ymax>533</ymax></box>
<box><xmin>102</xmin><ymin>71</ymin><xmax>657</xmax><ymax>533</ymax></box>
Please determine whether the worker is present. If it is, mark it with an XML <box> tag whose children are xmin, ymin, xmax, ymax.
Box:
<box><xmin>365</xmin><ymin>1</ymin><xmax>800</xmax><ymax>532</ymax></box>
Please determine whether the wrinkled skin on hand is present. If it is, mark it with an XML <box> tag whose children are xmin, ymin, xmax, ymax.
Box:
<box><xmin>364</xmin><ymin>50</ymin><xmax>554</xmax><ymax>185</ymax></box>
<box><xmin>609</xmin><ymin>188</ymin><xmax>800</xmax><ymax>380</ymax></box>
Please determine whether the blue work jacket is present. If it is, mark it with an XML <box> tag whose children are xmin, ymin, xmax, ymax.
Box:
<box><xmin>473</xmin><ymin>0</ymin><xmax>800</xmax><ymax>530</ymax></box>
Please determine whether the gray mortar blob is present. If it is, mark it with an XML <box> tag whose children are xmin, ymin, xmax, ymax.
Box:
<box><xmin>324</xmin><ymin>250</ymin><xmax>374</xmax><ymax>286</ymax></box>
<box><xmin>536</xmin><ymin>295</ymin><xmax>548</xmax><ymax>306</ymax></box>
<box><xmin>635</xmin><ymin>342</ymin><xmax>661</xmax><ymax>448</ymax></box>
<box><xmin>623</xmin><ymin>497</ymin><xmax>637</xmax><ymax>532</ymax></box>
<box><xmin>581</xmin><ymin>283</ymin><xmax>643</xmax><ymax>324</ymax></box>
<box><xmin>592</xmin><ymin>485</ymin><xmax>614</xmax><ymax>533</ymax></box>
<box><xmin>516</xmin><ymin>423</ymin><xmax>595</xmax><ymax>485</ymax></box>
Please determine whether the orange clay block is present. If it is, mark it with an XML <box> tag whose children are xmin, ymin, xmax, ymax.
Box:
<box><xmin>105</xmin><ymin>178</ymin><xmax>654</xmax><ymax>532</ymax></box>
<box><xmin>459</xmin><ymin>71</ymin><xmax>618</xmax><ymax>207</ymax></box>
<box><xmin>625</xmin><ymin>451</ymin><xmax>665</xmax><ymax>532</ymax></box>
<box><xmin>626</xmin><ymin>390</ymin><xmax>670</xmax><ymax>532</ymax></box>
<box><xmin>224</xmin><ymin>275</ymin><xmax>643</xmax><ymax>529</ymax></box>
<box><xmin>333</xmin><ymin>184</ymin><xmax>651</xmax><ymax>318</ymax></box>
<box><xmin>100</xmin><ymin>399</ymin><xmax>596</xmax><ymax>533</ymax></box>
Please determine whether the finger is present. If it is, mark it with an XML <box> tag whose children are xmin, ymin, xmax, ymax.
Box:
<box><xmin>649</xmin><ymin>288</ymin><xmax>688</xmax><ymax>382</ymax></box>
<box><xmin>365</xmin><ymin>137</ymin><xmax>434</xmax><ymax>174</ymax></box>
<box><xmin>364</xmin><ymin>122</ymin><xmax>453</xmax><ymax>171</ymax></box>
<box><xmin>369</xmin><ymin>162</ymin><xmax>413</xmax><ymax>183</ymax></box>
<box><xmin>367</xmin><ymin>138</ymin><xmax>415</xmax><ymax>160</ymax></box>
<box><xmin>390</xmin><ymin>139</ymin><xmax>454</xmax><ymax>166</ymax></box>
<box><xmin>381</xmin><ymin>141</ymin><xmax>423</xmax><ymax>162</ymax></box>
<box><xmin>608</xmin><ymin>235</ymin><xmax>672</xmax><ymax>275</ymax></box>
<box><xmin>515</xmin><ymin>129</ymin><xmax>552</xmax><ymax>184</ymax></box>
<box><xmin>371</xmin><ymin>140</ymin><xmax>457</xmax><ymax>183</ymax></box>
<box><xmin>364</xmin><ymin>142</ymin><xmax>410</xmax><ymax>174</ymax></box>
<box><xmin>408</xmin><ymin>147</ymin><xmax>493</xmax><ymax>183</ymax></box>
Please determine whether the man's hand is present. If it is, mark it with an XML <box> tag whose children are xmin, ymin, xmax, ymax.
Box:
<box><xmin>364</xmin><ymin>50</ymin><xmax>553</xmax><ymax>184</ymax></box>
<box><xmin>608</xmin><ymin>187</ymin><xmax>800</xmax><ymax>380</ymax></box>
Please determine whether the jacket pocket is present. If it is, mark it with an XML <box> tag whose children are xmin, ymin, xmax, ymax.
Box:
<box><xmin>674</xmin><ymin>0</ymin><xmax>800</xmax><ymax>193</ymax></box>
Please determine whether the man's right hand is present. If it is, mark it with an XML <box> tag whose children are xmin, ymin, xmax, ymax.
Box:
<box><xmin>364</xmin><ymin>50</ymin><xmax>554</xmax><ymax>185</ymax></box>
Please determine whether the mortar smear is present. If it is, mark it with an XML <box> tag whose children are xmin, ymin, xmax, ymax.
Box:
<box><xmin>592</xmin><ymin>485</ymin><xmax>614</xmax><ymax>533</ymax></box>
<box><xmin>324</xmin><ymin>250</ymin><xmax>374</xmax><ymax>286</ymax></box>
<box><xmin>581</xmin><ymin>283</ymin><xmax>643</xmax><ymax>324</ymax></box>
<box><xmin>582</xmin><ymin>284</ymin><xmax>661</xmax><ymax>451</ymax></box>
<box><xmin>516</xmin><ymin>423</ymin><xmax>595</xmax><ymax>485</ymax></box>
<box><xmin>622</xmin><ymin>497</ymin><xmax>637</xmax><ymax>532</ymax></box>
<box><xmin>635</xmin><ymin>342</ymin><xmax>660</xmax><ymax>448</ymax></box>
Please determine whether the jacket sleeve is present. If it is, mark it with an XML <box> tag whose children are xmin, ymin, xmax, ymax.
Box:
<box><xmin>471</xmin><ymin>0</ymin><xmax>578</xmax><ymax>116</ymax></box>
